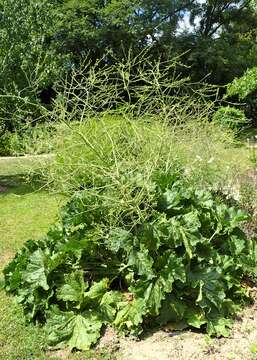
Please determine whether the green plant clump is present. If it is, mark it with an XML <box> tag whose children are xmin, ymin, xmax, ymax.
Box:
<box><xmin>0</xmin><ymin>123</ymin><xmax>56</xmax><ymax>156</ymax></box>
<box><xmin>226</xmin><ymin>67</ymin><xmax>257</xmax><ymax>100</ymax></box>
<box><xmin>212</xmin><ymin>106</ymin><xmax>248</xmax><ymax>130</ymax></box>
<box><xmin>4</xmin><ymin>173</ymin><xmax>256</xmax><ymax>351</ymax></box>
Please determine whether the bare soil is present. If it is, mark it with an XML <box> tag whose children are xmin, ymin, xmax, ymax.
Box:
<box><xmin>96</xmin><ymin>293</ymin><xmax>257</xmax><ymax>360</ymax></box>
<box><xmin>0</xmin><ymin>252</ymin><xmax>14</xmax><ymax>271</ymax></box>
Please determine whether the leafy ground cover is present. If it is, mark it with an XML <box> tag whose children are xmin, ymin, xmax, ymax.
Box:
<box><xmin>2</xmin><ymin>119</ymin><xmax>257</xmax><ymax>359</ymax></box>
<box><xmin>0</xmin><ymin>156</ymin><xmax>62</xmax><ymax>253</ymax></box>
<box><xmin>4</xmin><ymin>174</ymin><xmax>256</xmax><ymax>351</ymax></box>
<box><xmin>1</xmin><ymin>176</ymin><xmax>256</xmax><ymax>360</ymax></box>
<box><xmin>1</xmin><ymin>120</ymin><xmax>257</xmax><ymax>360</ymax></box>
<box><xmin>0</xmin><ymin>156</ymin><xmax>116</xmax><ymax>360</ymax></box>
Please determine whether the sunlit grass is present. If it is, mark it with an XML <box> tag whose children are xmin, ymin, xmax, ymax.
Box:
<box><xmin>0</xmin><ymin>157</ymin><xmax>113</xmax><ymax>359</ymax></box>
<box><xmin>0</xmin><ymin>157</ymin><xmax>64</xmax><ymax>359</ymax></box>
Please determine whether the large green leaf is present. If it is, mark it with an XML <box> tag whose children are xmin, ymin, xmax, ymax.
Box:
<box><xmin>106</xmin><ymin>228</ymin><xmax>132</xmax><ymax>252</ymax></box>
<box><xmin>127</xmin><ymin>245</ymin><xmax>154</xmax><ymax>279</ymax></box>
<box><xmin>46</xmin><ymin>306</ymin><xmax>103</xmax><ymax>350</ymax></box>
<box><xmin>57</xmin><ymin>271</ymin><xmax>88</xmax><ymax>305</ymax></box>
<box><xmin>132</xmin><ymin>252</ymin><xmax>186</xmax><ymax>316</ymax></box>
<box><xmin>159</xmin><ymin>188</ymin><xmax>182</xmax><ymax>211</ymax></box>
<box><xmin>189</xmin><ymin>268</ymin><xmax>226</xmax><ymax>310</ymax></box>
<box><xmin>229</xmin><ymin>234</ymin><xmax>246</xmax><ymax>256</ymax></box>
<box><xmin>83</xmin><ymin>278</ymin><xmax>109</xmax><ymax>304</ymax></box>
<box><xmin>206</xmin><ymin>316</ymin><xmax>233</xmax><ymax>337</ymax></box>
<box><xmin>156</xmin><ymin>251</ymin><xmax>186</xmax><ymax>287</ymax></box>
<box><xmin>157</xmin><ymin>295</ymin><xmax>186</xmax><ymax>325</ymax></box>
<box><xmin>185</xmin><ymin>307</ymin><xmax>207</xmax><ymax>329</ymax></box>
<box><xmin>114</xmin><ymin>298</ymin><xmax>146</xmax><ymax>333</ymax></box>
<box><xmin>99</xmin><ymin>291</ymin><xmax>123</xmax><ymax>323</ymax></box>
<box><xmin>22</xmin><ymin>249</ymin><xmax>49</xmax><ymax>291</ymax></box>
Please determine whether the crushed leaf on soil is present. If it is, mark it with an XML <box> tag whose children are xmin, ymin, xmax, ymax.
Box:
<box><xmin>117</xmin><ymin>295</ymin><xmax>257</xmax><ymax>360</ymax></box>
<box><xmin>42</xmin><ymin>295</ymin><xmax>257</xmax><ymax>360</ymax></box>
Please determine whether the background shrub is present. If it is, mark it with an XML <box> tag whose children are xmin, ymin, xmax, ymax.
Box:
<box><xmin>38</xmin><ymin>115</ymin><xmax>250</xmax><ymax>201</ymax></box>
<box><xmin>212</xmin><ymin>106</ymin><xmax>248</xmax><ymax>130</ymax></box>
<box><xmin>0</xmin><ymin>123</ymin><xmax>57</xmax><ymax>156</ymax></box>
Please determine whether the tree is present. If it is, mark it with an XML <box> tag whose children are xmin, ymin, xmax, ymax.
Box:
<box><xmin>0</xmin><ymin>0</ymin><xmax>257</xmax><ymax>138</ymax></box>
<box><xmin>0</xmin><ymin>0</ymin><xmax>63</xmax><ymax>133</ymax></box>
<box><xmin>176</xmin><ymin>1</ymin><xmax>257</xmax><ymax>85</ymax></box>
<box><xmin>52</xmin><ymin>0</ymin><xmax>196</xmax><ymax>63</ymax></box>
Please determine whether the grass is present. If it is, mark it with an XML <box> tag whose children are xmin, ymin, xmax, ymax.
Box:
<box><xmin>0</xmin><ymin>291</ymin><xmax>48</xmax><ymax>360</ymax></box>
<box><xmin>0</xmin><ymin>155</ymin><xmax>50</xmax><ymax>176</ymax></box>
<box><xmin>0</xmin><ymin>189</ymin><xmax>63</xmax><ymax>254</ymax></box>
<box><xmin>0</xmin><ymin>156</ymin><xmax>115</xmax><ymax>360</ymax></box>
<box><xmin>0</xmin><ymin>157</ymin><xmax>64</xmax><ymax>359</ymax></box>
<box><xmin>0</xmin><ymin>156</ymin><xmax>63</xmax><ymax>254</ymax></box>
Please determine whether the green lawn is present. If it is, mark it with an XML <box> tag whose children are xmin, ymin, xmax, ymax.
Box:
<box><xmin>0</xmin><ymin>157</ymin><xmax>64</xmax><ymax>359</ymax></box>
<box><xmin>0</xmin><ymin>157</ymin><xmax>114</xmax><ymax>360</ymax></box>
<box><xmin>0</xmin><ymin>156</ymin><xmax>64</xmax><ymax>257</ymax></box>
